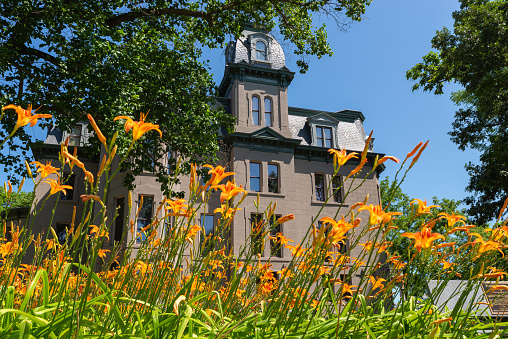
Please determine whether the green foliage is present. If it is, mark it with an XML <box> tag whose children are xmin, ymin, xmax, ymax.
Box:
<box><xmin>0</xmin><ymin>0</ymin><xmax>372</xmax><ymax>195</ymax></box>
<box><xmin>0</xmin><ymin>187</ymin><xmax>34</xmax><ymax>213</ymax></box>
<box><xmin>406</xmin><ymin>0</ymin><xmax>508</xmax><ymax>224</ymax></box>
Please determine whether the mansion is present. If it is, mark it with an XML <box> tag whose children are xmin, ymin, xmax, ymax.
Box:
<box><xmin>28</xmin><ymin>26</ymin><xmax>387</xmax><ymax>286</ymax></box>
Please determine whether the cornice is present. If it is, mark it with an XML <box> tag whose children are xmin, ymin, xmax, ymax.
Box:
<box><xmin>289</xmin><ymin>107</ymin><xmax>365</xmax><ymax>122</ymax></box>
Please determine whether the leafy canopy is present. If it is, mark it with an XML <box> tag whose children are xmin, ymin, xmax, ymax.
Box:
<box><xmin>0</xmin><ymin>0</ymin><xmax>372</xmax><ymax>195</ymax></box>
<box><xmin>406</xmin><ymin>0</ymin><xmax>508</xmax><ymax>224</ymax></box>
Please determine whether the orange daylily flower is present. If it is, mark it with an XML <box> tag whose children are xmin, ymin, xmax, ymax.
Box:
<box><xmin>165</xmin><ymin>199</ymin><xmax>189</xmax><ymax>217</ymax></box>
<box><xmin>89</xmin><ymin>225</ymin><xmax>109</xmax><ymax>241</ymax></box>
<box><xmin>433</xmin><ymin>317</ymin><xmax>452</xmax><ymax>325</ymax></box>
<box><xmin>346</xmin><ymin>158</ymin><xmax>368</xmax><ymax>179</ymax></box>
<box><xmin>286</xmin><ymin>244</ymin><xmax>306</xmax><ymax>257</ymax></box>
<box><xmin>213</xmin><ymin>205</ymin><xmax>241</xmax><ymax>219</ymax></box>
<box><xmin>62</xmin><ymin>149</ymin><xmax>86</xmax><ymax>172</ymax></box>
<box><xmin>114</xmin><ymin>111</ymin><xmax>162</xmax><ymax>141</ymax></box>
<box><xmin>469</xmin><ymin>233</ymin><xmax>504</xmax><ymax>259</ymax></box>
<box><xmin>435</xmin><ymin>242</ymin><xmax>456</xmax><ymax>249</ymax></box>
<box><xmin>377</xmin><ymin>156</ymin><xmax>400</xmax><ymax>165</ymax></box>
<box><xmin>447</xmin><ymin>224</ymin><xmax>475</xmax><ymax>235</ymax></box>
<box><xmin>274</xmin><ymin>214</ymin><xmax>295</xmax><ymax>225</ymax></box>
<box><xmin>490</xmin><ymin>226</ymin><xmax>508</xmax><ymax>242</ymax></box>
<box><xmin>406</xmin><ymin>141</ymin><xmax>423</xmax><ymax>160</ymax></box>
<box><xmin>44</xmin><ymin>179</ymin><xmax>73</xmax><ymax>196</ymax></box>
<box><xmin>438</xmin><ymin>212</ymin><xmax>466</xmax><ymax>228</ymax></box>
<box><xmin>98</xmin><ymin>249</ymin><xmax>110</xmax><ymax>260</ymax></box>
<box><xmin>80</xmin><ymin>195</ymin><xmax>101</xmax><ymax>202</ymax></box>
<box><xmin>203</xmin><ymin>165</ymin><xmax>234</xmax><ymax>187</ymax></box>
<box><xmin>2</xmin><ymin>104</ymin><xmax>52</xmax><ymax>134</ymax></box>
<box><xmin>328</xmin><ymin>149</ymin><xmax>358</xmax><ymax>169</ymax></box>
<box><xmin>268</xmin><ymin>232</ymin><xmax>294</xmax><ymax>246</ymax></box>
<box><xmin>487</xmin><ymin>285</ymin><xmax>508</xmax><ymax>293</ymax></box>
<box><xmin>184</xmin><ymin>225</ymin><xmax>201</xmax><ymax>243</ymax></box>
<box><xmin>357</xmin><ymin>204</ymin><xmax>402</xmax><ymax>225</ymax></box>
<box><xmin>87</xmin><ymin>114</ymin><xmax>107</xmax><ymax>146</ymax></box>
<box><xmin>369</xmin><ymin>276</ymin><xmax>386</xmax><ymax>291</ymax></box>
<box><xmin>410</xmin><ymin>198</ymin><xmax>440</xmax><ymax>216</ymax></box>
<box><xmin>30</xmin><ymin>161</ymin><xmax>59</xmax><ymax>179</ymax></box>
<box><xmin>319</xmin><ymin>216</ymin><xmax>357</xmax><ymax>245</ymax></box>
<box><xmin>212</xmin><ymin>181</ymin><xmax>246</xmax><ymax>203</ymax></box>
<box><xmin>401</xmin><ymin>227</ymin><xmax>445</xmax><ymax>252</ymax></box>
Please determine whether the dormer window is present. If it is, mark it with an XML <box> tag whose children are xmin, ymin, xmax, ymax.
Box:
<box><xmin>256</xmin><ymin>41</ymin><xmax>267</xmax><ymax>60</ymax></box>
<box><xmin>69</xmin><ymin>124</ymin><xmax>83</xmax><ymax>147</ymax></box>
<box><xmin>249</xmin><ymin>34</ymin><xmax>271</xmax><ymax>63</ymax></box>
<box><xmin>307</xmin><ymin>113</ymin><xmax>339</xmax><ymax>149</ymax></box>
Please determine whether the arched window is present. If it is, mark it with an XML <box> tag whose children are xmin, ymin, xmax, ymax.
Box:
<box><xmin>256</xmin><ymin>41</ymin><xmax>267</xmax><ymax>60</ymax></box>
<box><xmin>264</xmin><ymin>98</ymin><xmax>272</xmax><ymax>127</ymax></box>
<box><xmin>252</xmin><ymin>96</ymin><xmax>260</xmax><ymax>125</ymax></box>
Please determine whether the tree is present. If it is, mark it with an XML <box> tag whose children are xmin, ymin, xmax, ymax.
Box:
<box><xmin>0</xmin><ymin>187</ymin><xmax>34</xmax><ymax>214</ymax></box>
<box><xmin>406</xmin><ymin>0</ymin><xmax>508</xmax><ymax>224</ymax></box>
<box><xmin>0</xmin><ymin>0</ymin><xmax>372</xmax><ymax>195</ymax></box>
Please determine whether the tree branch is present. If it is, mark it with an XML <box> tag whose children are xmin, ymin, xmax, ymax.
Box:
<box><xmin>17</xmin><ymin>45</ymin><xmax>62</xmax><ymax>67</ymax></box>
<box><xmin>105</xmin><ymin>8</ymin><xmax>213</xmax><ymax>27</ymax></box>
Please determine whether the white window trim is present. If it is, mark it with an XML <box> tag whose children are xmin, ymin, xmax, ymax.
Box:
<box><xmin>249</xmin><ymin>34</ymin><xmax>272</xmax><ymax>64</ymax></box>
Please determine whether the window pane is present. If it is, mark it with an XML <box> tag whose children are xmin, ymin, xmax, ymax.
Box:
<box><xmin>256</xmin><ymin>41</ymin><xmax>267</xmax><ymax>60</ymax></box>
<box><xmin>252</xmin><ymin>96</ymin><xmax>259</xmax><ymax>111</ymax></box>
<box><xmin>332</xmin><ymin>176</ymin><xmax>342</xmax><ymax>203</ymax></box>
<box><xmin>137</xmin><ymin>195</ymin><xmax>153</xmax><ymax>243</ymax></box>
<box><xmin>56</xmin><ymin>223</ymin><xmax>69</xmax><ymax>245</ymax></box>
<box><xmin>270</xmin><ymin>217</ymin><xmax>282</xmax><ymax>258</ymax></box>
<box><xmin>265</xmin><ymin>112</ymin><xmax>272</xmax><ymax>127</ymax></box>
<box><xmin>264</xmin><ymin>98</ymin><xmax>272</xmax><ymax>112</ymax></box>
<box><xmin>315</xmin><ymin>174</ymin><xmax>325</xmax><ymax>201</ymax></box>
<box><xmin>268</xmin><ymin>164</ymin><xmax>278</xmax><ymax>193</ymax></box>
<box><xmin>60</xmin><ymin>174</ymin><xmax>75</xmax><ymax>200</ymax></box>
<box><xmin>251</xmin><ymin>214</ymin><xmax>264</xmax><ymax>255</ymax></box>
<box><xmin>114</xmin><ymin>197</ymin><xmax>125</xmax><ymax>242</ymax></box>
<box><xmin>202</xmin><ymin>215</ymin><xmax>214</xmax><ymax>236</ymax></box>
<box><xmin>324</xmin><ymin>127</ymin><xmax>332</xmax><ymax>140</ymax></box>
<box><xmin>316</xmin><ymin>127</ymin><xmax>323</xmax><ymax>138</ymax></box>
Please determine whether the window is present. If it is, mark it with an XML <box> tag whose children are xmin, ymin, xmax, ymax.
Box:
<box><xmin>315</xmin><ymin>174</ymin><xmax>325</xmax><ymax>201</ymax></box>
<box><xmin>251</xmin><ymin>214</ymin><xmax>264</xmax><ymax>256</ymax></box>
<box><xmin>200</xmin><ymin>214</ymin><xmax>214</xmax><ymax>241</ymax></box>
<box><xmin>252</xmin><ymin>96</ymin><xmax>260</xmax><ymax>125</ymax></box>
<box><xmin>316</xmin><ymin>126</ymin><xmax>333</xmax><ymax>148</ymax></box>
<box><xmin>113</xmin><ymin>197</ymin><xmax>125</xmax><ymax>243</ymax></box>
<box><xmin>332</xmin><ymin>175</ymin><xmax>343</xmax><ymax>203</ymax></box>
<box><xmin>68</xmin><ymin>125</ymin><xmax>82</xmax><ymax>147</ymax></box>
<box><xmin>200</xmin><ymin>214</ymin><xmax>215</xmax><ymax>255</ymax></box>
<box><xmin>56</xmin><ymin>223</ymin><xmax>69</xmax><ymax>245</ymax></box>
<box><xmin>264</xmin><ymin>98</ymin><xmax>272</xmax><ymax>127</ymax></box>
<box><xmin>60</xmin><ymin>173</ymin><xmax>75</xmax><ymax>200</ymax></box>
<box><xmin>250</xmin><ymin>163</ymin><xmax>261</xmax><ymax>192</ymax></box>
<box><xmin>136</xmin><ymin>195</ymin><xmax>154</xmax><ymax>244</ymax></box>
<box><xmin>256</xmin><ymin>41</ymin><xmax>267</xmax><ymax>60</ymax></box>
<box><xmin>270</xmin><ymin>215</ymin><xmax>282</xmax><ymax>258</ymax></box>
<box><xmin>268</xmin><ymin>164</ymin><xmax>278</xmax><ymax>193</ymax></box>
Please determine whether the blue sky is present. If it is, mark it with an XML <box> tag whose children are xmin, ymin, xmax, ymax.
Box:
<box><xmin>203</xmin><ymin>0</ymin><xmax>478</xmax><ymax>205</ymax></box>
<box><xmin>3</xmin><ymin>0</ymin><xmax>479</xmax><ymax>207</ymax></box>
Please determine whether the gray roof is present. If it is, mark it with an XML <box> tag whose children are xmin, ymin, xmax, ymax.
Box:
<box><xmin>228</xmin><ymin>30</ymin><xmax>286</xmax><ymax>70</ymax></box>
<box><xmin>288</xmin><ymin>113</ymin><xmax>368</xmax><ymax>152</ymax></box>
<box><xmin>427</xmin><ymin>280</ymin><xmax>490</xmax><ymax>316</ymax></box>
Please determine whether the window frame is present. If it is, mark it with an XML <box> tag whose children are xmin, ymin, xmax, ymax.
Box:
<box><xmin>267</xmin><ymin>163</ymin><xmax>279</xmax><ymax>194</ymax></box>
<box><xmin>55</xmin><ymin>222</ymin><xmax>70</xmax><ymax>245</ymax></box>
<box><xmin>136</xmin><ymin>195</ymin><xmax>154</xmax><ymax>244</ymax></box>
<box><xmin>314</xmin><ymin>173</ymin><xmax>326</xmax><ymax>202</ymax></box>
<box><xmin>269</xmin><ymin>215</ymin><xmax>283</xmax><ymax>258</ymax></box>
<box><xmin>68</xmin><ymin>124</ymin><xmax>83</xmax><ymax>147</ymax></box>
<box><xmin>316</xmin><ymin>126</ymin><xmax>333</xmax><ymax>148</ymax></box>
<box><xmin>332</xmin><ymin>175</ymin><xmax>343</xmax><ymax>203</ymax></box>
<box><xmin>249</xmin><ymin>162</ymin><xmax>261</xmax><ymax>192</ymax></box>
<box><xmin>255</xmin><ymin>41</ymin><xmax>267</xmax><ymax>61</ymax></box>
<box><xmin>60</xmin><ymin>173</ymin><xmax>75</xmax><ymax>201</ymax></box>
<box><xmin>264</xmin><ymin>97</ymin><xmax>272</xmax><ymax>127</ymax></box>
<box><xmin>252</xmin><ymin>96</ymin><xmax>260</xmax><ymax>126</ymax></box>
<box><xmin>113</xmin><ymin>196</ymin><xmax>125</xmax><ymax>244</ymax></box>
<box><xmin>251</xmin><ymin>213</ymin><xmax>264</xmax><ymax>256</ymax></box>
